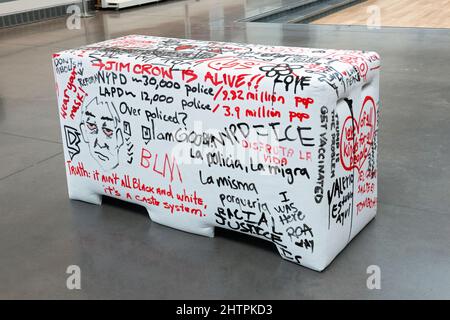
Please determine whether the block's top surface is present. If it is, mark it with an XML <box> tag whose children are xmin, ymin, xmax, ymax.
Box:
<box><xmin>54</xmin><ymin>35</ymin><xmax>380</xmax><ymax>98</ymax></box>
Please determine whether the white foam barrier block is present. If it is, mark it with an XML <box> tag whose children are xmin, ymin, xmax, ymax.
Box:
<box><xmin>52</xmin><ymin>35</ymin><xmax>380</xmax><ymax>271</ymax></box>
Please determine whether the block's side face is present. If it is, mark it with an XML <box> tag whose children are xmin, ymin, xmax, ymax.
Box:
<box><xmin>52</xmin><ymin>51</ymin><xmax>102</xmax><ymax>205</ymax></box>
<box><xmin>323</xmin><ymin>52</ymin><xmax>381</xmax><ymax>268</ymax></box>
<box><xmin>52</xmin><ymin>36</ymin><xmax>380</xmax><ymax>271</ymax></box>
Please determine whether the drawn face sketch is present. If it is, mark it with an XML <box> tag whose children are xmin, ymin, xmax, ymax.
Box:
<box><xmin>80</xmin><ymin>97</ymin><xmax>123</xmax><ymax>170</ymax></box>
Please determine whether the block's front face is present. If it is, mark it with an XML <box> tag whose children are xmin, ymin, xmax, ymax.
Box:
<box><xmin>53</xmin><ymin>35</ymin><xmax>380</xmax><ymax>271</ymax></box>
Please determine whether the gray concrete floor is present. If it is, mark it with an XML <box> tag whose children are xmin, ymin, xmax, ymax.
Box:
<box><xmin>0</xmin><ymin>0</ymin><xmax>449</xmax><ymax>299</ymax></box>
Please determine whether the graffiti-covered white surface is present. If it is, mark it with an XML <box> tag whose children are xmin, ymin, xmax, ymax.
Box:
<box><xmin>52</xmin><ymin>35</ymin><xmax>380</xmax><ymax>271</ymax></box>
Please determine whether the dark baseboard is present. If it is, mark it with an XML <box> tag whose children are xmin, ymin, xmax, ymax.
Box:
<box><xmin>240</xmin><ymin>0</ymin><xmax>366</xmax><ymax>24</ymax></box>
